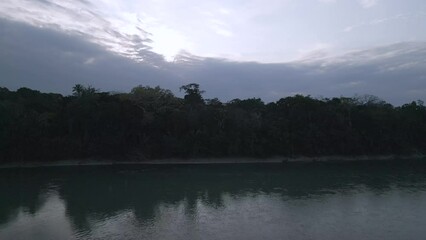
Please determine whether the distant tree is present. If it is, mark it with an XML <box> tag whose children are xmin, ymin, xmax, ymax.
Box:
<box><xmin>206</xmin><ymin>98</ymin><xmax>223</xmax><ymax>107</ymax></box>
<box><xmin>354</xmin><ymin>94</ymin><xmax>387</xmax><ymax>106</ymax></box>
<box><xmin>179</xmin><ymin>83</ymin><xmax>205</xmax><ymax>105</ymax></box>
<box><xmin>72</xmin><ymin>84</ymin><xmax>97</xmax><ymax>97</ymax></box>
<box><xmin>129</xmin><ymin>85</ymin><xmax>177</xmax><ymax>113</ymax></box>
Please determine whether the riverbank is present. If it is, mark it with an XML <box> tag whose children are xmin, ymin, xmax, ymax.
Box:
<box><xmin>0</xmin><ymin>154</ymin><xmax>425</xmax><ymax>169</ymax></box>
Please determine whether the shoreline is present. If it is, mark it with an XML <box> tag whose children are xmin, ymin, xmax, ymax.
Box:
<box><xmin>0</xmin><ymin>154</ymin><xmax>425</xmax><ymax>169</ymax></box>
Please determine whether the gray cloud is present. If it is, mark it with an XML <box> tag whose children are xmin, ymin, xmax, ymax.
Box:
<box><xmin>170</xmin><ymin>43</ymin><xmax>426</xmax><ymax>104</ymax></box>
<box><xmin>0</xmin><ymin>19</ymin><xmax>178</xmax><ymax>93</ymax></box>
<box><xmin>0</xmin><ymin>0</ymin><xmax>162</xmax><ymax>64</ymax></box>
<box><xmin>344</xmin><ymin>12</ymin><xmax>426</xmax><ymax>33</ymax></box>
<box><xmin>0</xmin><ymin>18</ymin><xmax>425</xmax><ymax>105</ymax></box>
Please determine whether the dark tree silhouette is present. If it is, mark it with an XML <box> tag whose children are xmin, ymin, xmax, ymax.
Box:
<box><xmin>180</xmin><ymin>83</ymin><xmax>205</xmax><ymax>105</ymax></box>
<box><xmin>0</xmin><ymin>84</ymin><xmax>425</xmax><ymax>163</ymax></box>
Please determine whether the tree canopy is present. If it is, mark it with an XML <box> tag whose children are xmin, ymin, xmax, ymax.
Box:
<box><xmin>0</xmin><ymin>84</ymin><xmax>425</xmax><ymax>162</ymax></box>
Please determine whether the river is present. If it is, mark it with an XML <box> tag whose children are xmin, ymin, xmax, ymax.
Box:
<box><xmin>1</xmin><ymin>162</ymin><xmax>426</xmax><ymax>240</ymax></box>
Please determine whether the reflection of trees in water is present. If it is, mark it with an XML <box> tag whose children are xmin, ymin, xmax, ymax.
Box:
<box><xmin>0</xmin><ymin>170</ymin><xmax>53</xmax><ymax>225</ymax></box>
<box><xmin>1</xmin><ymin>163</ymin><xmax>426</xmax><ymax>233</ymax></box>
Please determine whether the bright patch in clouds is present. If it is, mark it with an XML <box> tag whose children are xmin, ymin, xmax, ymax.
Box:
<box><xmin>148</xmin><ymin>28</ymin><xmax>192</xmax><ymax>62</ymax></box>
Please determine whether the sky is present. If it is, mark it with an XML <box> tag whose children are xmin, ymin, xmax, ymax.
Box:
<box><xmin>0</xmin><ymin>0</ymin><xmax>426</xmax><ymax>104</ymax></box>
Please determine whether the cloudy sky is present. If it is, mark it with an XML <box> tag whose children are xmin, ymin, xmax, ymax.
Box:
<box><xmin>0</xmin><ymin>0</ymin><xmax>426</xmax><ymax>104</ymax></box>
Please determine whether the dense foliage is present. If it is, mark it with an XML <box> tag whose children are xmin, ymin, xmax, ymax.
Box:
<box><xmin>0</xmin><ymin>84</ymin><xmax>425</xmax><ymax>162</ymax></box>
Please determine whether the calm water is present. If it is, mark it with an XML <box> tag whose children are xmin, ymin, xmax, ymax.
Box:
<box><xmin>1</xmin><ymin>162</ymin><xmax>426</xmax><ymax>240</ymax></box>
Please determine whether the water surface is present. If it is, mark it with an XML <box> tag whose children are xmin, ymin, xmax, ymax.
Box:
<box><xmin>1</xmin><ymin>162</ymin><xmax>426</xmax><ymax>240</ymax></box>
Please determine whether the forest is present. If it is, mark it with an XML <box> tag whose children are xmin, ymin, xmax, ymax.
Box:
<box><xmin>0</xmin><ymin>84</ymin><xmax>425</xmax><ymax>163</ymax></box>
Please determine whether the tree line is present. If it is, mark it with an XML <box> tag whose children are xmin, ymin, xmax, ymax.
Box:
<box><xmin>0</xmin><ymin>84</ymin><xmax>425</xmax><ymax>162</ymax></box>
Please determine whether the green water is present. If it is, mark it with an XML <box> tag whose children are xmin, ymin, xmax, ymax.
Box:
<box><xmin>1</xmin><ymin>162</ymin><xmax>426</xmax><ymax>240</ymax></box>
